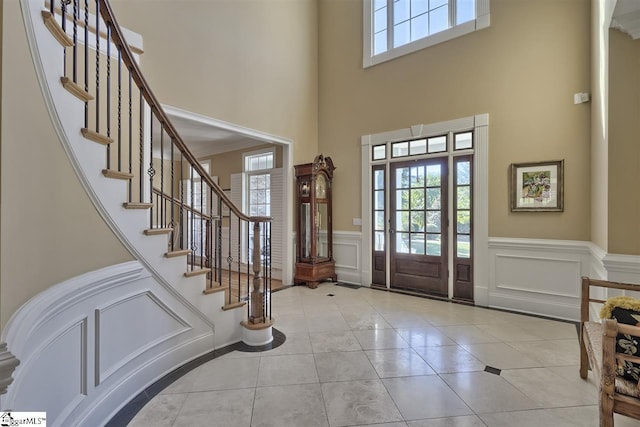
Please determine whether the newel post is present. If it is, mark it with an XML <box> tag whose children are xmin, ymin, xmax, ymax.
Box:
<box><xmin>241</xmin><ymin>220</ymin><xmax>272</xmax><ymax>346</ymax></box>
<box><xmin>249</xmin><ymin>221</ymin><xmax>265</xmax><ymax>324</ymax></box>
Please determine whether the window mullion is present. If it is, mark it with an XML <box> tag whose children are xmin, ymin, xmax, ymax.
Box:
<box><xmin>450</xmin><ymin>0</ymin><xmax>456</xmax><ymax>27</ymax></box>
<box><xmin>387</xmin><ymin>0</ymin><xmax>393</xmax><ymax>51</ymax></box>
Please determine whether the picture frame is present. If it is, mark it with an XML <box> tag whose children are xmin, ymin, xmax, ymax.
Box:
<box><xmin>510</xmin><ymin>160</ymin><xmax>564</xmax><ymax>212</ymax></box>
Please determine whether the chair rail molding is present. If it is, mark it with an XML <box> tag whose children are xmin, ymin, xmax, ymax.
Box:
<box><xmin>600</xmin><ymin>252</ymin><xmax>640</xmax><ymax>283</ymax></box>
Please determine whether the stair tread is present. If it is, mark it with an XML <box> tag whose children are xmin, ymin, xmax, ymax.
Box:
<box><xmin>222</xmin><ymin>301</ymin><xmax>246</xmax><ymax>311</ymax></box>
<box><xmin>60</xmin><ymin>77</ymin><xmax>93</xmax><ymax>102</ymax></box>
<box><xmin>81</xmin><ymin>128</ymin><xmax>114</xmax><ymax>145</ymax></box>
<box><xmin>144</xmin><ymin>228</ymin><xmax>173</xmax><ymax>236</ymax></box>
<box><xmin>184</xmin><ymin>268</ymin><xmax>211</xmax><ymax>278</ymax></box>
<box><xmin>122</xmin><ymin>202</ymin><xmax>153</xmax><ymax>209</ymax></box>
<box><xmin>203</xmin><ymin>285</ymin><xmax>227</xmax><ymax>295</ymax></box>
<box><xmin>42</xmin><ymin>10</ymin><xmax>74</xmax><ymax>47</ymax></box>
<box><xmin>165</xmin><ymin>249</ymin><xmax>192</xmax><ymax>258</ymax></box>
<box><xmin>102</xmin><ymin>169</ymin><xmax>134</xmax><ymax>180</ymax></box>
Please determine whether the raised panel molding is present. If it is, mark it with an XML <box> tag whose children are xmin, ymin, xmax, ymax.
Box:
<box><xmin>333</xmin><ymin>231</ymin><xmax>363</xmax><ymax>285</ymax></box>
<box><xmin>494</xmin><ymin>255</ymin><xmax>581</xmax><ymax>298</ymax></box>
<box><xmin>489</xmin><ymin>237</ymin><xmax>640</xmax><ymax>320</ymax></box>
<box><xmin>95</xmin><ymin>291</ymin><xmax>191</xmax><ymax>385</ymax></box>
<box><xmin>1</xmin><ymin>261</ymin><xmax>214</xmax><ymax>426</ymax></box>
<box><xmin>489</xmin><ymin>238</ymin><xmax>591</xmax><ymax>320</ymax></box>
<box><xmin>9</xmin><ymin>319</ymin><xmax>89</xmax><ymax>423</ymax></box>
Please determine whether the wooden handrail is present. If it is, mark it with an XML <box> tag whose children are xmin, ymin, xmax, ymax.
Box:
<box><xmin>152</xmin><ymin>187</ymin><xmax>216</xmax><ymax>220</ymax></box>
<box><xmin>98</xmin><ymin>0</ymin><xmax>270</xmax><ymax>224</ymax></box>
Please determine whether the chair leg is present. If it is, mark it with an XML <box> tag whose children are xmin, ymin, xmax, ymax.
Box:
<box><xmin>580</xmin><ymin>326</ymin><xmax>588</xmax><ymax>379</ymax></box>
<box><xmin>600</xmin><ymin>387</ymin><xmax>614</xmax><ymax>427</ymax></box>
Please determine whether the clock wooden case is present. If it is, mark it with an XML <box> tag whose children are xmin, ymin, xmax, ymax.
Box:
<box><xmin>294</xmin><ymin>154</ymin><xmax>337</xmax><ymax>288</ymax></box>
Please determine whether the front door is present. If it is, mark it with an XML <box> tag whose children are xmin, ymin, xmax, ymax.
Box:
<box><xmin>389</xmin><ymin>158</ymin><xmax>448</xmax><ymax>296</ymax></box>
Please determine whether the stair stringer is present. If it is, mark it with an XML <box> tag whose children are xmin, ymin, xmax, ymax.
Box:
<box><xmin>19</xmin><ymin>0</ymin><xmax>244</xmax><ymax>349</ymax></box>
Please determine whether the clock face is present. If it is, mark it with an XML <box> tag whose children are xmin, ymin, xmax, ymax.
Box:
<box><xmin>315</xmin><ymin>174</ymin><xmax>327</xmax><ymax>199</ymax></box>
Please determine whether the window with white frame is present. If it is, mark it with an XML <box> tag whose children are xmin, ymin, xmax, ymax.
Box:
<box><xmin>184</xmin><ymin>161</ymin><xmax>211</xmax><ymax>259</ymax></box>
<box><xmin>364</xmin><ymin>0</ymin><xmax>490</xmax><ymax>67</ymax></box>
<box><xmin>243</xmin><ymin>149</ymin><xmax>275</xmax><ymax>263</ymax></box>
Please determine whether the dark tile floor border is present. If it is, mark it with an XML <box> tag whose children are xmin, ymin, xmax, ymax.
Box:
<box><xmin>105</xmin><ymin>328</ymin><xmax>286</xmax><ymax>427</ymax></box>
<box><xmin>484</xmin><ymin>365</ymin><xmax>502</xmax><ymax>376</ymax></box>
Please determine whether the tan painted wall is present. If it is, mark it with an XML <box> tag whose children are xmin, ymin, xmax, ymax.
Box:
<box><xmin>0</xmin><ymin>1</ymin><xmax>132</xmax><ymax>329</ymax></box>
<box><xmin>109</xmin><ymin>0</ymin><xmax>319</xmax><ymax>165</ymax></box>
<box><xmin>319</xmin><ymin>0</ymin><xmax>591</xmax><ymax>236</ymax></box>
<box><xmin>200</xmin><ymin>144</ymin><xmax>284</xmax><ymax>190</ymax></box>
<box><xmin>608</xmin><ymin>29</ymin><xmax>640</xmax><ymax>255</ymax></box>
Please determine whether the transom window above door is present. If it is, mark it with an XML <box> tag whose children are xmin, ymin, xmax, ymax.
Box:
<box><xmin>372</xmin><ymin>131</ymin><xmax>473</xmax><ymax>161</ymax></box>
<box><xmin>363</xmin><ymin>0</ymin><xmax>490</xmax><ymax>67</ymax></box>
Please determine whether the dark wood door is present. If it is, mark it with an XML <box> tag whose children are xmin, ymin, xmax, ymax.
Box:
<box><xmin>390</xmin><ymin>158</ymin><xmax>448</xmax><ymax>296</ymax></box>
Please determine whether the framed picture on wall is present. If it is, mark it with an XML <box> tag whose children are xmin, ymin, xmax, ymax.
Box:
<box><xmin>510</xmin><ymin>160</ymin><xmax>564</xmax><ymax>212</ymax></box>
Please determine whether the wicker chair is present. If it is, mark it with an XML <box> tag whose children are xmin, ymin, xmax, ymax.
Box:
<box><xmin>580</xmin><ymin>277</ymin><xmax>640</xmax><ymax>426</ymax></box>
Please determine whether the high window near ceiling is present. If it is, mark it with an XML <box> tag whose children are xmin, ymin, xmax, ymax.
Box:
<box><xmin>363</xmin><ymin>0</ymin><xmax>490</xmax><ymax>67</ymax></box>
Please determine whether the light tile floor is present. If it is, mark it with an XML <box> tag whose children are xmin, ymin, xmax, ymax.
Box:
<box><xmin>128</xmin><ymin>283</ymin><xmax>639</xmax><ymax>427</ymax></box>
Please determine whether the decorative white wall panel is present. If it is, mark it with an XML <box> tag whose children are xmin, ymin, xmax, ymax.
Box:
<box><xmin>489</xmin><ymin>238</ymin><xmax>594</xmax><ymax>321</ymax></box>
<box><xmin>11</xmin><ymin>319</ymin><xmax>87</xmax><ymax>421</ymax></box>
<box><xmin>333</xmin><ymin>231</ymin><xmax>363</xmax><ymax>285</ymax></box>
<box><xmin>96</xmin><ymin>292</ymin><xmax>189</xmax><ymax>385</ymax></box>
<box><xmin>494</xmin><ymin>255</ymin><xmax>581</xmax><ymax>298</ymax></box>
<box><xmin>1</xmin><ymin>261</ymin><xmax>214</xmax><ymax>427</ymax></box>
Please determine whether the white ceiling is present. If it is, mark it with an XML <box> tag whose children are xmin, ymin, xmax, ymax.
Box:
<box><xmin>612</xmin><ymin>0</ymin><xmax>640</xmax><ymax>40</ymax></box>
<box><xmin>167</xmin><ymin>113</ymin><xmax>266</xmax><ymax>158</ymax></box>
<box><xmin>151</xmin><ymin>107</ymin><xmax>269</xmax><ymax>160</ymax></box>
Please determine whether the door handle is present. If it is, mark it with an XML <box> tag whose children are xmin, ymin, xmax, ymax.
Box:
<box><xmin>388</xmin><ymin>218</ymin><xmax>394</xmax><ymax>234</ymax></box>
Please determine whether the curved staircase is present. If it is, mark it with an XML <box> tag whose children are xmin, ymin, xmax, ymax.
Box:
<box><xmin>0</xmin><ymin>0</ymin><xmax>274</xmax><ymax>424</ymax></box>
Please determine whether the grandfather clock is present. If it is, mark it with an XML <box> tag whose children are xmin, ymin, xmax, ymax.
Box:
<box><xmin>294</xmin><ymin>154</ymin><xmax>337</xmax><ymax>288</ymax></box>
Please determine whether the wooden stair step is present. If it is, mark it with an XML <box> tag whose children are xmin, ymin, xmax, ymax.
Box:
<box><xmin>222</xmin><ymin>301</ymin><xmax>246</xmax><ymax>311</ymax></box>
<box><xmin>81</xmin><ymin>128</ymin><xmax>114</xmax><ymax>145</ymax></box>
<box><xmin>144</xmin><ymin>228</ymin><xmax>173</xmax><ymax>236</ymax></box>
<box><xmin>203</xmin><ymin>285</ymin><xmax>226</xmax><ymax>295</ymax></box>
<box><xmin>102</xmin><ymin>169</ymin><xmax>134</xmax><ymax>180</ymax></box>
<box><xmin>122</xmin><ymin>202</ymin><xmax>153</xmax><ymax>210</ymax></box>
<box><xmin>165</xmin><ymin>249</ymin><xmax>192</xmax><ymax>258</ymax></box>
<box><xmin>42</xmin><ymin>10</ymin><xmax>73</xmax><ymax>47</ymax></box>
<box><xmin>60</xmin><ymin>77</ymin><xmax>93</xmax><ymax>102</ymax></box>
<box><xmin>184</xmin><ymin>268</ymin><xmax>211</xmax><ymax>278</ymax></box>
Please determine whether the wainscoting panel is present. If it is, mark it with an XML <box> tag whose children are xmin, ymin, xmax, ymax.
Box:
<box><xmin>10</xmin><ymin>319</ymin><xmax>87</xmax><ymax>422</ymax></box>
<box><xmin>1</xmin><ymin>261</ymin><xmax>215</xmax><ymax>427</ymax></box>
<box><xmin>489</xmin><ymin>238</ymin><xmax>593</xmax><ymax>321</ymax></box>
<box><xmin>494</xmin><ymin>255</ymin><xmax>581</xmax><ymax>298</ymax></box>
<box><xmin>333</xmin><ymin>231</ymin><xmax>363</xmax><ymax>285</ymax></box>
<box><xmin>95</xmin><ymin>292</ymin><xmax>190</xmax><ymax>385</ymax></box>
